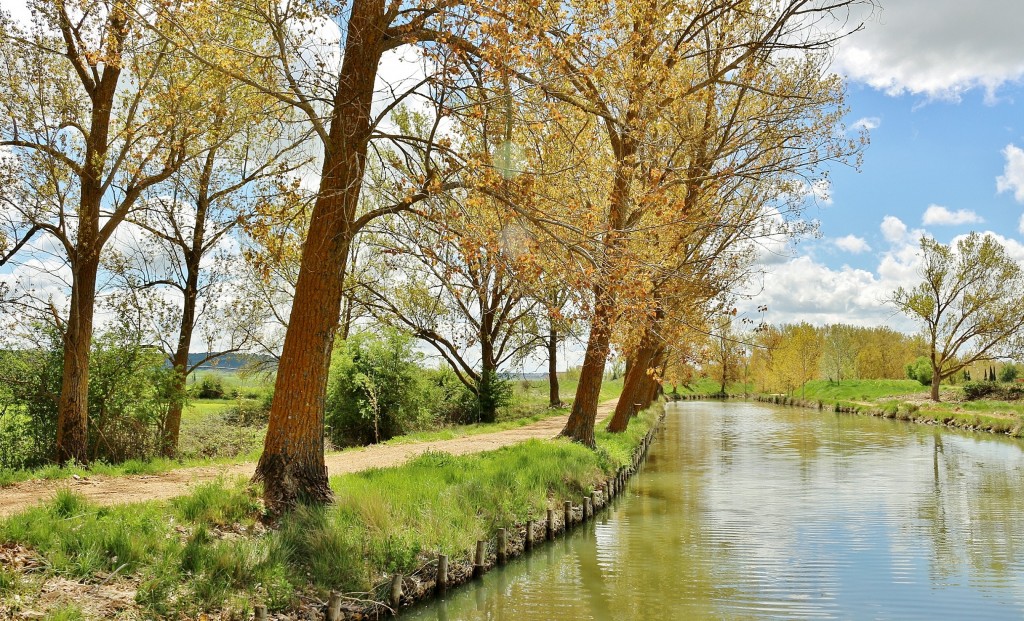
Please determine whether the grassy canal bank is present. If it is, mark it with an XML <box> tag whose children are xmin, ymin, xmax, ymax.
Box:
<box><xmin>0</xmin><ymin>407</ymin><xmax>659</xmax><ymax>620</ymax></box>
<box><xmin>680</xmin><ymin>378</ymin><xmax>1024</xmax><ymax>438</ymax></box>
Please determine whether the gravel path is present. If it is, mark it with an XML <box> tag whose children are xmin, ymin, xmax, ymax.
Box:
<box><xmin>0</xmin><ymin>400</ymin><xmax>617</xmax><ymax>517</ymax></box>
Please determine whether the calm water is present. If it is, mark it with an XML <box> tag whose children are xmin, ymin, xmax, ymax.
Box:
<box><xmin>404</xmin><ymin>400</ymin><xmax>1024</xmax><ymax>620</ymax></box>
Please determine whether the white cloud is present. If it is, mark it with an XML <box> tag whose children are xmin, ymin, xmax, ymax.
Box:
<box><xmin>921</xmin><ymin>204</ymin><xmax>983</xmax><ymax>226</ymax></box>
<box><xmin>1019</xmin><ymin>213</ymin><xmax>1024</xmax><ymax>235</ymax></box>
<box><xmin>850</xmin><ymin>117</ymin><xmax>881</xmax><ymax>131</ymax></box>
<box><xmin>997</xmin><ymin>144</ymin><xmax>1024</xmax><ymax>203</ymax></box>
<box><xmin>880</xmin><ymin>215</ymin><xmax>909</xmax><ymax>243</ymax></box>
<box><xmin>835</xmin><ymin>1</ymin><xmax>1024</xmax><ymax>100</ymax></box>
<box><xmin>834</xmin><ymin>234</ymin><xmax>870</xmax><ymax>254</ymax></box>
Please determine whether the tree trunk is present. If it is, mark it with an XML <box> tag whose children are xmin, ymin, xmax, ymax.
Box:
<box><xmin>548</xmin><ymin>327</ymin><xmax>561</xmax><ymax>407</ymax></box>
<box><xmin>55</xmin><ymin>256</ymin><xmax>99</xmax><ymax>465</ymax></box>
<box><xmin>931</xmin><ymin>371</ymin><xmax>941</xmax><ymax>402</ymax></box>
<box><xmin>607</xmin><ymin>345</ymin><xmax>656</xmax><ymax>432</ymax></box>
<box><xmin>254</xmin><ymin>0</ymin><xmax>385</xmax><ymax>515</ymax></box>
<box><xmin>162</xmin><ymin>232</ymin><xmax>203</xmax><ymax>457</ymax></box>
<box><xmin>561</xmin><ymin>296</ymin><xmax>613</xmax><ymax>447</ymax></box>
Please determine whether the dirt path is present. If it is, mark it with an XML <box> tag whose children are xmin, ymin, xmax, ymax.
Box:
<box><xmin>0</xmin><ymin>400</ymin><xmax>617</xmax><ymax>518</ymax></box>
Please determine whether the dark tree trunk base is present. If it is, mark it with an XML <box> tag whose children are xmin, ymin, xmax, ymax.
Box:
<box><xmin>253</xmin><ymin>452</ymin><xmax>333</xmax><ymax>516</ymax></box>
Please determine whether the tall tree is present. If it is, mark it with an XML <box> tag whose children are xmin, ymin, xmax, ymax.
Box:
<box><xmin>891</xmin><ymin>233</ymin><xmax>1024</xmax><ymax>401</ymax></box>
<box><xmin>0</xmin><ymin>1</ymin><xmax>192</xmax><ymax>463</ymax></box>
<box><xmin>109</xmin><ymin>81</ymin><xmax>306</xmax><ymax>456</ymax></box>
<box><xmin>155</xmin><ymin>0</ymin><xmax>469</xmax><ymax>511</ymax></box>
<box><xmin>495</xmin><ymin>0</ymin><xmax>866</xmax><ymax>446</ymax></box>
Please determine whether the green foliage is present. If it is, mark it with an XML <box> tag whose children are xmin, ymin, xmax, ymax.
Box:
<box><xmin>905</xmin><ymin>356</ymin><xmax>933</xmax><ymax>386</ymax></box>
<box><xmin>0</xmin><ymin>323</ymin><xmax>176</xmax><ymax>468</ymax></box>
<box><xmin>1000</xmin><ymin>364</ymin><xmax>1019</xmax><ymax>383</ymax></box>
<box><xmin>194</xmin><ymin>375</ymin><xmax>226</xmax><ymax>399</ymax></box>
<box><xmin>0</xmin><ymin>325</ymin><xmax>63</xmax><ymax>469</ymax></box>
<box><xmin>326</xmin><ymin>329</ymin><xmax>436</xmax><ymax>446</ymax></box>
<box><xmin>470</xmin><ymin>369</ymin><xmax>513</xmax><ymax>424</ymax></box>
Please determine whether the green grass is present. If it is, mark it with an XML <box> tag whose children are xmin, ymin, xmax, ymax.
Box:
<box><xmin>798</xmin><ymin>379</ymin><xmax>926</xmax><ymax>401</ymax></box>
<box><xmin>0</xmin><ymin>408</ymin><xmax>657</xmax><ymax>619</ymax></box>
<box><xmin>769</xmin><ymin>379</ymin><xmax>1024</xmax><ymax>437</ymax></box>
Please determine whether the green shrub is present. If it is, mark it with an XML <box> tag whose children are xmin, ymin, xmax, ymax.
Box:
<box><xmin>0</xmin><ymin>323</ymin><xmax>174</xmax><ymax>469</ymax></box>
<box><xmin>905</xmin><ymin>356</ymin><xmax>933</xmax><ymax>386</ymax></box>
<box><xmin>963</xmin><ymin>381</ymin><xmax>997</xmax><ymax>400</ymax></box>
<box><xmin>1000</xmin><ymin>364</ymin><xmax>1019</xmax><ymax>383</ymax></box>
<box><xmin>325</xmin><ymin>329</ymin><xmax>435</xmax><ymax>446</ymax></box>
<box><xmin>195</xmin><ymin>375</ymin><xmax>226</xmax><ymax>399</ymax></box>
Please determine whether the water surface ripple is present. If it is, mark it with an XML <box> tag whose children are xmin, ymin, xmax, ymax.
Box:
<box><xmin>405</xmin><ymin>401</ymin><xmax>1024</xmax><ymax>620</ymax></box>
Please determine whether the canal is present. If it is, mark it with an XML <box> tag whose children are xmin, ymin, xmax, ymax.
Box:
<box><xmin>404</xmin><ymin>400</ymin><xmax>1024</xmax><ymax>620</ymax></box>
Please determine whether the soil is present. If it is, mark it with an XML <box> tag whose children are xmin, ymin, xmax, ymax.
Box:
<box><xmin>0</xmin><ymin>400</ymin><xmax>618</xmax><ymax>518</ymax></box>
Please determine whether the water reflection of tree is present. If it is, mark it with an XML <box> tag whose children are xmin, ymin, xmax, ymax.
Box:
<box><xmin>916</xmin><ymin>432</ymin><xmax>1024</xmax><ymax>586</ymax></box>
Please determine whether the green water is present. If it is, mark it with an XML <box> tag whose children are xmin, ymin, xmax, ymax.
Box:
<box><xmin>404</xmin><ymin>400</ymin><xmax>1024</xmax><ymax>620</ymax></box>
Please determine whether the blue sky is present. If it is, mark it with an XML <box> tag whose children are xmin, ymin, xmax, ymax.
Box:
<box><xmin>746</xmin><ymin>0</ymin><xmax>1024</xmax><ymax>331</ymax></box>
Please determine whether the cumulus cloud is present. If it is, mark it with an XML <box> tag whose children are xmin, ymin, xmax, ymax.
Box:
<box><xmin>834</xmin><ymin>234</ymin><xmax>870</xmax><ymax>254</ymax></box>
<box><xmin>997</xmin><ymin>144</ymin><xmax>1024</xmax><ymax>203</ymax></box>
<box><xmin>880</xmin><ymin>215</ymin><xmax>909</xmax><ymax>243</ymax></box>
<box><xmin>850</xmin><ymin>117</ymin><xmax>881</xmax><ymax>131</ymax></box>
<box><xmin>921</xmin><ymin>204</ymin><xmax>983</xmax><ymax>226</ymax></box>
<box><xmin>835</xmin><ymin>1</ymin><xmax>1024</xmax><ymax>100</ymax></box>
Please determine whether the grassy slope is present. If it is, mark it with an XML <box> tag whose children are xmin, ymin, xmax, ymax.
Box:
<box><xmin>773</xmin><ymin>379</ymin><xmax>1024</xmax><ymax>436</ymax></box>
<box><xmin>0</xmin><ymin>407</ymin><xmax>656</xmax><ymax>619</ymax></box>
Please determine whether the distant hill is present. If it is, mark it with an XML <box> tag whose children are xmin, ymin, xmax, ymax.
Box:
<box><xmin>188</xmin><ymin>352</ymin><xmax>275</xmax><ymax>372</ymax></box>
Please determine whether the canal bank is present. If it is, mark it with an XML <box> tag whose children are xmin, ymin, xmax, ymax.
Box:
<box><xmin>357</xmin><ymin>406</ymin><xmax>667</xmax><ymax>619</ymax></box>
<box><xmin>0</xmin><ymin>406</ymin><xmax>664</xmax><ymax>620</ymax></box>
<box><xmin>754</xmin><ymin>393</ymin><xmax>1024</xmax><ymax>438</ymax></box>
<box><xmin>403</xmin><ymin>400</ymin><xmax>1024</xmax><ymax>620</ymax></box>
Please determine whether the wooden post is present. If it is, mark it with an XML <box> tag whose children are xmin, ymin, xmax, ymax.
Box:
<box><xmin>326</xmin><ymin>591</ymin><xmax>342</xmax><ymax>621</ymax></box>
<box><xmin>583</xmin><ymin>496</ymin><xmax>592</xmax><ymax>521</ymax></box>
<box><xmin>390</xmin><ymin>573</ymin><xmax>403</xmax><ymax>609</ymax></box>
<box><xmin>254</xmin><ymin>604</ymin><xmax>267</xmax><ymax>621</ymax></box>
<box><xmin>564</xmin><ymin>500</ymin><xmax>572</xmax><ymax>529</ymax></box>
<box><xmin>437</xmin><ymin>554</ymin><xmax>448</xmax><ymax>594</ymax></box>
<box><xmin>473</xmin><ymin>540</ymin><xmax>486</xmax><ymax>578</ymax></box>
<box><xmin>546</xmin><ymin>508</ymin><xmax>555</xmax><ymax>540</ymax></box>
<box><xmin>497</xmin><ymin>528</ymin><xmax>507</xmax><ymax>564</ymax></box>
<box><xmin>591</xmin><ymin>489</ymin><xmax>599</xmax><ymax>511</ymax></box>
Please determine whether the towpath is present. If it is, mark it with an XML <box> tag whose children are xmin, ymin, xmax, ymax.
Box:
<box><xmin>0</xmin><ymin>399</ymin><xmax>618</xmax><ymax>517</ymax></box>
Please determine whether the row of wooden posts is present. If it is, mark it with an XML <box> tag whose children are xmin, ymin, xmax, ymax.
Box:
<box><xmin>251</xmin><ymin>414</ymin><xmax>663</xmax><ymax>621</ymax></box>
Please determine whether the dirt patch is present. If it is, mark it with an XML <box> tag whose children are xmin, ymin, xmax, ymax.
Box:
<box><xmin>0</xmin><ymin>401</ymin><xmax>618</xmax><ymax>518</ymax></box>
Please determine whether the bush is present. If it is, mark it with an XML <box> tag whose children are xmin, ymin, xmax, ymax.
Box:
<box><xmin>963</xmin><ymin>381</ymin><xmax>996</xmax><ymax>400</ymax></box>
<box><xmin>420</xmin><ymin>367</ymin><xmax>478</xmax><ymax>424</ymax></box>
<box><xmin>905</xmin><ymin>356</ymin><xmax>933</xmax><ymax>386</ymax></box>
<box><xmin>0</xmin><ymin>323</ymin><xmax>175</xmax><ymax>469</ymax></box>
<box><xmin>325</xmin><ymin>329</ymin><xmax>435</xmax><ymax>446</ymax></box>
<box><xmin>1000</xmin><ymin>364</ymin><xmax>1019</xmax><ymax>383</ymax></box>
<box><xmin>194</xmin><ymin>375</ymin><xmax>226</xmax><ymax>399</ymax></box>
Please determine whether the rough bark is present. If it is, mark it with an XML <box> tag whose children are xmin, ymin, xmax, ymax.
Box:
<box><xmin>560</xmin><ymin>294</ymin><xmax>613</xmax><ymax>448</ymax></box>
<box><xmin>55</xmin><ymin>257</ymin><xmax>99</xmax><ymax>464</ymax></box>
<box><xmin>606</xmin><ymin>343</ymin><xmax>658</xmax><ymax>432</ymax></box>
<box><xmin>254</xmin><ymin>0</ymin><xmax>385</xmax><ymax>514</ymax></box>
<box><xmin>548</xmin><ymin>327</ymin><xmax>561</xmax><ymax>407</ymax></box>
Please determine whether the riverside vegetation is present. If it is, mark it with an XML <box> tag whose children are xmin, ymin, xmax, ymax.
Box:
<box><xmin>0</xmin><ymin>407</ymin><xmax>653</xmax><ymax>619</ymax></box>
